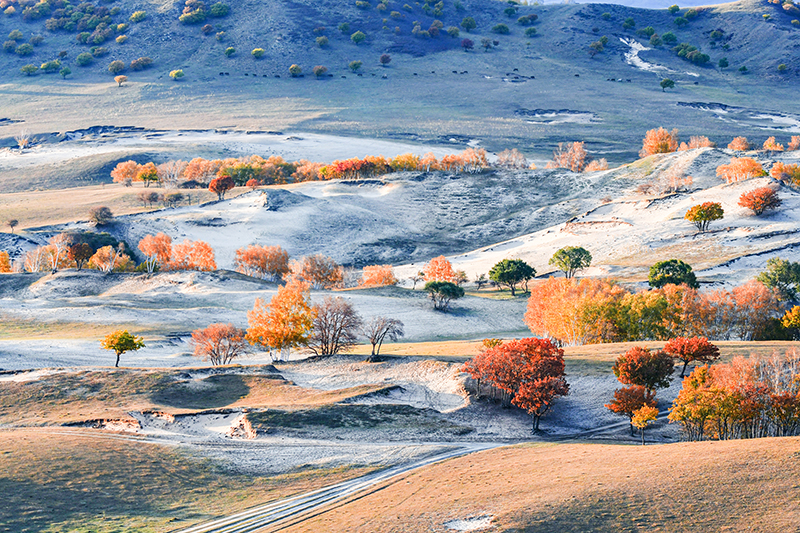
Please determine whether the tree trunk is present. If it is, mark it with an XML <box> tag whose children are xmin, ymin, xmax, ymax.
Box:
<box><xmin>641</xmin><ymin>428</ymin><xmax>645</xmax><ymax>445</ymax></box>
<box><xmin>681</xmin><ymin>360</ymin><xmax>689</xmax><ymax>378</ymax></box>
<box><xmin>115</xmin><ymin>352</ymin><xmax>120</xmax><ymax>367</ymax></box>
<box><xmin>629</xmin><ymin>419</ymin><xmax>635</xmax><ymax>436</ymax></box>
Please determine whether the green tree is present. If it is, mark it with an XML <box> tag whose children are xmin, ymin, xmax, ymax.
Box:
<box><xmin>169</xmin><ymin>69</ymin><xmax>184</xmax><ymax>80</ymax></box>
<box><xmin>549</xmin><ymin>246</ymin><xmax>592</xmax><ymax>279</ymax></box>
<box><xmin>667</xmin><ymin>4</ymin><xmax>680</xmax><ymax>14</ymax></box>
<box><xmin>489</xmin><ymin>259</ymin><xmax>535</xmax><ymax>296</ymax></box>
<box><xmin>15</xmin><ymin>43</ymin><xmax>33</xmax><ymax>56</ymax></box>
<box><xmin>756</xmin><ymin>258</ymin><xmax>800</xmax><ymax>301</ymax></box>
<box><xmin>224</xmin><ymin>47</ymin><xmax>235</xmax><ymax>57</ymax></box>
<box><xmin>424</xmin><ymin>281</ymin><xmax>464</xmax><ymax>311</ymax></box>
<box><xmin>492</xmin><ymin>23</ymin><xmax>510</xmax><ymax>34</ymax></box>
<box><xmin>59</xmin><ymin>67</ymin><xmax>71</xmax><ymax>78</ymax></box>
<box><xmin>648</xmin><ymin>259</ymin><xmax>699</xmax><ymax>289</ymax></box>
<box><xmin>718</xmin><ymin>57</ymin><xmax>729</xmax><ymax>68</ymax></box>
<box><xmin>685</xmin><ymin>202</ymin><xmax>723</xmax><ymax>232</ymax></box>
<box><xmin>349</xmin><ymin>60</ymin><xmax>362</xmax><ymax>72</ymax></box>
<box><xmin>660</xmin><ymin>78</ymin><xmax>675</xmax><ymax>91</ymax></box>
<box><xmin>108</xmin><ymin>60</ymin><xmax>125</xmax><ymax>74</ymax></box>
<box><xmin>289</xmin><ymin>64</ymin><xmax>302</xmax><ymax>77</ymax></box>
<box><xmin>41</xmin><ymin>59</ymin><xmax>61</xmax><ymax>73</ymax></box>
<box><xmin>76</xmin><ymin>52</ymin><xmax>93</xmax><ymax>66</ymax></box>
<box><xmin>252</xmin><ymin>48</ymin><xmax>265</xmax><ymax>58</ymax></box>
<box><xmin>102</xmin><ymin>330</ymin><xmax>145</xmax><ymax>367</ymax></box>
<box><xmin>20</xmin><ymin>64</ymin><xmax>38</xmax><ymax>76</ymax></box>
<box><xmin>351</xmin><ymin>30</ymin><xmax>367</xmax><ymax>44</ymax></box>
<box><xmin>460</xmin><ymin>16</ymin><xmax>476</xmax><ymax>32</ymax></box>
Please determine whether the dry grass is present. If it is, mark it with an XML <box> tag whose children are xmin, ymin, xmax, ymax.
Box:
<box><xmin>0</xmin><ymin>428</ymin><xmax>373</xmax><ymax>533</ymax></box>
<box><xmin>296</xmin><ymin>437</ymin><xmax>800</xmax><ymax>533</ymax></box>
<box><xmin>0</xmin><ymin>369</ymin><xmax>391</xmax><ymax>426</ymax></box>
<box><xmin>0</xmin><ymin>314</ymin><xmax>162</xmax><ymax>340</ymax></box>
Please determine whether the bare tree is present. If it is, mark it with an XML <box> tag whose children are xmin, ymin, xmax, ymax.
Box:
<box><xmin>14</xmin><ymin>130</ymin><xmax>31</xmax><ymax>150</ymax></box>
<box><xmin>410</xmin><ymin>271</ymin><xmax>425</xmax><ymax>290</ymax></box>
<box><xmin>157</xmin><ymin>160</ymin><xmax>188</xmax><ymax>189</ymax></box>
<box><xmin>48</xmin><ymin>233</ymin><xmax>71</xmax><ymax>273</ymax></box>
<box><xmin>190</xmin><ymin>323</ymin><xmax>250</xmax><ymax>366</ymax></box>
<box><xmin>89</xmin><ymin>206</ymin><xmax>113</xmax><ymax>226</ymax></box>
<box><xmin>363</xmin><ymin>316</ymin><xmax>404</xmax><ymax>362</ymax></box>
<box><xmin>307</xmin><ymin>297</ymin><xmax>362</xmax><ymax>356</ymax></box>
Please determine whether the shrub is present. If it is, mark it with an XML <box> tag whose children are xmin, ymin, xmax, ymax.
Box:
<box><xmin>252</xmin><ymin>48</ymin><xmax>265</xmax><ymax>58</ymax></box>
<box><xmin>15</xmin><ymin>43</ymin><xmax>33</xmax><ymax>56</ymax></box>
<box><xmin>289</xmin><ymin>64</ymin><xmax>302</xmax><ymax>77</ymax></box>
<box><xmin>718</xmin><ymin>57</ymin><xmax>728</xmax><ymax>68</ymax></box>
<box><xmin>685</xmin><ymin>202</ymin><xmax>724</xmax><ymax>232</ymax></box>
<box><xmin>339</xmin><ymin>22</ymin><xmax>350</xmax><ymax>33</ymax></box>
<box><xmin>209</xmin><ymin>2</ymin><xmax>230</xmax><ymax>17</ymax></box>
<box><xmin>29</xmin><ymin>35</ymin><xmax>43</xmax><ymax>46</ymax></box>
<box><xmin>348</xmin><ymin>60</ymin><xmax>362</xmax><ymax>72</ymax></box>
<box><xmin>778</xmin><ymin>63</ymin><xmax>787</xmax><ymax>72</ymax></box>
<box><xmin>4</xmin><ymin>6</ymin><xmax>15</xmax><ymax>16</ymax></box>
<box><xmin>316</xmin><ymin>36</ymin><xmax>328</xmax><ymax>47</ymax></box>
<box><xmin>662</xmin><ymin>31</ymin><xmax>677</xmax><ymax>44</ymax></box>
<box><xmin>20</xmin><ymin>64</ymin><xmax>38</xmax><ymax>76</ymax></box>
<box><xmin>40</xmin><ymin>59</ymin><xmax>61</xmax><ymax>73</ymax></box>
<box><xmin>674</xmin><ymin>16</ymin><xmax>687</xmax><ymax>26</ymax></box>
<box><xmin>674</xmin><ymin>43</ymin><xmax>709</xmax><ymax>65</ymax></box>
<box><xmin>461</xmin><ymin>16</ymin><xmax>476</xmax><ymax>32</ymax></box>
<box><xmin>59</xmin><ymin>67</ymin><xmax>71</xmax><ymax>78</ymax></box>
<box><xmin>492</xmin><ymin>23</ymin><xmax>510</xmax><ymax>34</ymax></box>
<box><xmin>738</xmin><ymin>187</ymin><xmax>781</xmax><ymax>216</ymax></box>
<box><xmin>518</xmin><ymin>14</ymin><xmax>537</xmax><ymax>25</ymax></box>
<box><xmin>130</xmin><ymin>11</ymin><xmax>146</xmax><ymax>23</ymax></box>
<box><xmin>524</xmin><ymin>27</ymin><xmax>537</xmax><ymax>37</ymax></box>
<box><xmin>313</xmin><ymin>65</ymin><xmax>327</xmax><ymax>77</ymax></box>
<box><xmin>379</xmin><ymin>53</ymin><xmax>391</xmax><ymax>66</ymax></box>
<box><xmin>637</xmin><ymin>26</ymin><xmax>655</xmax><ymax>37</ymax></box>
<box><xmin>668</xmin><ymin>4</ymin><xmax>680</xmax><ymax>14</ymax></box>
<box><xmin>351</xmin><ymin>30</ymin><xmax>366</xmax><ymax>44</ymax></box>
<box><xmin>224</xmin><ymin>47</ymin><xmax>235</xmax><ymax>57</ymax></box>
<box><xmin>108</xmin><ymin>59</ymin><xmax>125</xmax><ymax>74</ymax></box>
<box><xmin>130</xmin><ymin>57</ymin><xmax>153</xmax><ymax>70</ymax></box>
<box><xmin>650</xmin><ymin>34</ymin><xmax>662</xmax><ymax>46</ymax></box>
<box><xmin>8</xmin><ymin>29</ymin><xmax>23</xmax><ymax>41</ymax></box>
<box><xmin>356</xmin><ymin>0</ymin><xmax>370</xmax><ymax>8</ymax></box>
<box><xmin>447</xmin><ymin>26</ymin><xmax>460</xmax><ymax>37</ymax></box>
<box><xmin>3</xmin><ymin>40</ymin><xmax>15</xmax><ymax>53</ymax></box>
<box><xmin>91</xmin><ymin>47</ymin><xmax>109</xmax><ymax>58</ymax></box>
<box><xmin>622</xmin><ymin>17</ymin><xmax>635</xmax><ymax>29</ymax></box>
<box><xmin>770</xmin><ymin>162</ymin><xmax>800</xmax><ymax>184</ymax></box>
<box><xmin>169</xmin><ymin>69</ymin><xmax>184</xmax><ymax>80</ymax></box>
<box><xmin>76</xmin><ymin>52</ymin><xmax>93</xmax><ymax>66</ymax></box>
<box><xmin>116</xmin><ymin>35</ymin><xmax>127</xmax><ymax>44</ymax></box>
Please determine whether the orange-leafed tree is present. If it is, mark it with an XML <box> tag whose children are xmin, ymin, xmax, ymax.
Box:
<box><xmin>418</xmin><ymin>152</ymin><xmax>440</xmax><ymax>172</ymax></box>
<box><xmin>789</xmin><ymin>136</ymin><xmax>800</xmax><ymax>151</ymax></box>
<box><xmin>0</xmin><ymin>251</ymin><xmax>11</xmax><ymax>273</ymax></box>
<box><xmin>190</xmin><ymin>323</ymin><xmax>250</xmax><ymax>366</ymax></box>
<box><xmin>763</xmin><ymin>136</ymin><xmax>784</xmax><ymax>152</ymax></box>
<box><xmin>685</xmin><ymin>201</ymin><xmax>724</xmax><ymax>232</ymax></box>
<box><xmin>640</xmin><ymin>127</ymin><xmax>679</xmax><ymax>157</ymax></box>
<box><xmin>424</xmin><ymin>255</ymin><xmax>456</xmax><ymax>283</ymax></box>
<box><xmin>209</xmin><ymin>176</ymin><xmax>235</xmax><ymax>200</ymax></box>
<box><xmin>716</xmin><ymin>157</ymin><xmax>766</xmax><ymax>183</ymax></box>
<box><xmin>612</xmin><ymin>346</ymin><xmax>674</xmax><ymax>393</ymax></box>
<box><xmin>47</xmin><ymin>233</ymin><xmax>72</xmax><ymax>272</ymax></box>
<box><xmin>462</xmin><ymin>337</ymin><xmax>569</xmax><ymax>431</ymax></box>
<box><xmin>738</xmin><ymin>187</ymin><xmax>781</xmax><ymax>216</ymax></box>
<box><xmin>584</xmin><ymin>159</ymin><xmax>609</xmax><ymax>171</ymax></box>
<box><xmin>663</xmin><ymin>336</ymin><xmax>721</xmax><ymax>377</ymax></box>
<box><xmin>770</xmin><ymin>162</ymin><xmax>800</xmax><ymax>185</ymax></box>
<box><xmin>605</xmin><ymin>385</ymin><xmax>657</xmax><ymax>436</ymax></box>
<box><xmin>730</xmin><ymin>280</ymin><xmax>780</xmax><ymax>340</ymax></box>
<box><xmin>136</xmin><ymin>162</ymin><xmax>159</xmax><ymax>188</ymax></box>
<box><xmin>546</xmin><ymin>141</ymin><xmax>588</xmax><ymax>172</ymax></box>
<box><xmin>138</xmin><ymin>233</ymin><xmax>173</xmax><ymax>273</ymax></box>
<box><xmin>89</xmin><ymin>244</ymin><xmax>131</xmax><ymax>273</ymax></box>
<box><xmin>360</xmin><ymin>264</ymin><xmax>398</xmax><ymax>287</ymax></box>
<box><xmin>170</xmin><ymin>239</ymin><xmax>216</xmax><ymax>271</ymax></box>
<box><xmin>727</xmin><ymin>136</ymin><xmax>750</xmax><ymax>151</ymax></box>
<box><xmin>496</xmin><ymin>148</ymin><xmax>528</xmax><ymax>169</ymax></box>
<box><xmin>68</xmin><ymin>243</ymin><xmax>93</xmax><ymax>270</ymax></box>
<box><xmin>246</xmin><ymin>178</ymin><xmax>260</xmax><ymax>190</ymax></box>
<box><xmin>234</xmin><ymin>244</ymin><xmax>290</xmax><ymax>281</ymax></box>
<box><xmin>687</xmin><ymin>136</ymin><xmax>715</xmax><ymax>149</ymax></box>
<box><xmin>246</xmin><ymin>278</ymin><xmax>315</xmax><ymax>360</ymax></box>
<box><xmin>391</xmin><ymin>153</ymin><xmax>421</xmax><ymax>171</ymax></box>
<box><xmin>632</xmin><ymin>404</ymin><xmax>659</xmax><ymax>445</ymax></box>
<box><xmin>292</xmin><ymin>254</ymin><xmax>343</xmax><ymax>289</ymax></box>
<box><xmin>111</xmin><ymin>160</ymin><xmax>141</xmax><ymax>184</ymax></box>
<box><xmin>292</xmin><ymin>160</ymin><xmax>324</xmax><ymax>182</ymax></box>
<box><xmin>184</xmin><ymin>157</ymin><xmax>223</xmax><ymax>184</ymax></box>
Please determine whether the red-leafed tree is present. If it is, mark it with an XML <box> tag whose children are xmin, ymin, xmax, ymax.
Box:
<box><xmin>209</xmin><ymin>176</ymin><xmax>235</xmax><ymax>200</ymax></box>
<box><xmin>738</xmin><ymin>187</ymin><xmax>781</xmax><ymax>216</ymax></box>
<box><xmin>663</xmin><ymin>336</ymin><xmax>721</xmax><ymax>377</ymax></box>
<box><xmin>190</xmin><ymin>323</ymin><xmax>250</xmax><ymax>366</ymax></box>
<box><xmin>605</xmin><ymin>385</ymin><xmax>657</xmax><ymax>436</ymax></box>
<box><xmin>612</xmin><ymin>346</ymin><xmax>674</xmax><ymax>393</ymax></box>
<box><xmin>462</xmin><ymin>338</ymin><xmax>569</xmax><ymax>431</ymax></box>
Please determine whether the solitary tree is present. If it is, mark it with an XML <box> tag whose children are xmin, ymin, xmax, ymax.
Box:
<box><xmin>549</xmin><ymin>246</ymin><xmax>592</xmax><ymax>279</ymax></box>
<box><xmin>632</xmin><ymin>405</ymin><xmax>659</xmax><ymax>445</ymax></box>
<box><xmin>307</xmin><ymin>297</ymin><xmax>362</xmax><ymax>356</ymax></box>
<box><xmin>102</xmin><ymin>330</ymin><xmax>145</xmax><ymax>367</ymax></box>
<box><xmin>289</xmin><ymin>64</ymin><xmax>302</xmax><ymax>77</ymax></box>
<box><xmin>114</xmin><ymin>75</ymin><xmax>127</xmax><ymax>87</ymax></box>
<box><xmin>461</xmin><ymin>16</ymin><xmax>477</xmax><ymax>32</ymax></box>
<box><xmin>461</xmin><ymin>38</ymin><xmax>474</xmax><ymax>51</ymax></box>
<box><xmin>605</xmin><ymin>385</ymin><xmax>657</xmax><ymax>436</ymax></box>
<box><xmin>349</xmin><ymin>60</ymin><xmax>363</xmax><ymax>72</ymax></box>
<box><xmin>648</xmin><ymin>259</ymin><xmax>698</xmax><ymax>289</ymax></box>
<box><xmin>612</xmin><ymin>346</ymin><xmax>674</xmax><ymax>394</ymax></box>
<box><xmin>488</xmin><ymin>258</ymin><xmax>535</xmax><ymax>296</ymax></box>
<box><xmin>663</xmin><ymin>336</ymin><xmax>720</xmax><ymax>377</ymax></box>
<box><xmin>351</xmin><ymin>30</ymin><xmax>367</xmax><ymax>44</ymax></box>
<box><xmin>685</xmin><ymin>201</ymin><xmax>724</xmax><ymax>232</ymax></box>
<box><xmin>190</xmin><ymin>323</ymin><xmax>250</xmax><ymax>366</ymax></box>
<box><xmin>7</xmin><ymin>219</ymin><xmax>18</xmax><ymax>233</ymax></box>
<box><xmin>379</xmin><ymin>53</ymin><xmax>391</xmax><ymax>66</ymax></box>
<box><xmin>738</xmin><ymin>187</ymin><xmax>781</xmax><ymax>216</ymax></box>
<box><xmin>424</xmin><ymin>281</ymin><xmax>464</xmax><ymax>311</ymax></box>
<box><xmin>660</xmin><ymin>78</ymin><xmax>675</xmax><ymax>91</ymax></box>
<box><xmin>89</xmin><ymin>206</ymin><xmax>114</xmax><ymax>226</ymax></box>
<box><xmin>209</xmin><ymin>176</ymin><xmax>235</xmax><ymax>200</ymax></box>
<box><xmin>363</xmin><ymin>316</ymin><xmax>404</xmax><ymax>361</ymax></box>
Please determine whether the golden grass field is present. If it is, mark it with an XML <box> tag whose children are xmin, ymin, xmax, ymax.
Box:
<box><xmin>294</xmin><ymin>437</ymin><xmax>800</xmax><ymax>533</ymax></box>
<box><xmin>0</xmin><ymin>428</ymin><xmax>374</xmax><ymax>533</ymax></box>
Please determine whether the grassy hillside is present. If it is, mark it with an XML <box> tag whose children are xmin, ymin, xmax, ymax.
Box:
<box><xmin>297</xmin><ymin>437</ymin><xmax>800</xmax><ymax>532</ymax></box>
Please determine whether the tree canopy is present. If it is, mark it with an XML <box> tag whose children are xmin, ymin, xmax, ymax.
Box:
<box><xmin>648</xmin><ymin>259</ymin><xmax>698</xmax><ymax>289</ymax></box>
<box><xmin>489</xmin><ymin>259</ymin><xmax>535</xmax><ymax>296</ymax></box>
<box><xmin>549</xmin><ymin>247</ymin><xmax>592</xmax><ymax>279</ymax></box>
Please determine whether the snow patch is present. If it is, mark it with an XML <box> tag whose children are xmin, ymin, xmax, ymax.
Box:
<box><xmin>444</xmin><ymin>515</ymin><xmax>494</xmax><ymax>531</ymax></box>
<box><xmin>621</xmin><ymin>38</ymin><xmax>669</xmax><ymax>73</ymax></box>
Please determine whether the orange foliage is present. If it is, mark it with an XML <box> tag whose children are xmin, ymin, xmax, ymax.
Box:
<box><xmin>184</xmin><ymin>158</ymin><xmax>223</xmax><ymax>183</ymax></box>
<box><xmin>0</xmin><ymin>251</ymin><xmax>10</xmax><ymax>273</ymax></box>
<box><xmin>170</xmin><ymin>240</ymin><xmax>217</xmax><ymax>271</ymax></box>
<box><xmin>138</xmin><ymin>233</ymin><xmax>172</xmax><ymax>273</ymax></box>
<box><xmin>88</xmin><ymin>244</ymin><xmax>132</xmax><ymax>273</ymax></box>
<box><xmin>424</xmin><ymin>255</ymin><xmax>456</xmax><ymax>283</ymax></box>
<box><xmin>763</xmin><ymin>136</ymin><xmax>784</xmax><ymax>152</ymax></box>
<box><xmin>291</xmin><ymin>254</ymin><xmax>343</xmax><ymax>289</ymax></box>
<box><xmin>418</xmin><ymin>152</ymin><xmax>440</xmax><ymax>172</ymax></box>
<box><xmin>716</xmin><ymin>157</ymin><xmax>766</xmax><ymax>183</ymax></box>
<box><xmin>360</xmin><ymin>264</ymin><xmax>398</xmax><ymax>287</ymax></box>
<box><xmin>110</xmin><ymin>160</ymin><xmax>140</xmax><ymax>183</ymax></box>
<box><xmin>234</xmin><ymin>244</ymin><xmax>290</xmax><ymax>281</ymax></box>
<box><xmin>640</xmin><ymin>127</ymin><xmax>679</xmax><ymax>157</ymax></box>
<box><xmin>390</xmin><ymin>153</ymin><xmax>421</xmax><ymax>171</ymax></box>
<box><xmin>770</xmin><ymin>162</ymin><xmax>800</xmax><ymax>184</ymax></box>
<box><xmin>663</xmin><ymin>336</ymin><xmax>720</xmax><ymax>377</ymax></box>
<box><xmin>605</xmin><ymin>385</ymin><xmax>657</xmax><ymax>434</ymax></box>
<box><xmin>291</xmin><ymin>160</ymin><xmax>324</xmax><ymax>182</ymax></box>
<box><xmin>496</xmin><ymin>149</ymin><xmax>528</xmax><ymax>169</ymax></box>
<box><xmin>789</xmin><ymin>136</ymin><xmax>800</xmax><ymax>151</ymax></box>
<box><xmin>190</xmin><ymin>323</ymin><xmax>249</xmax><ymax>366</ymax></box>
<box><xmin>245</xmin><ymin>278</ymin><xmax>315</xmax><ymax>358</ymax></box>
<box><xmin>727</xmin><ymin>136</ymin><xmax>750</xmax><ymax>151</ymax></box>
<box><xmin>688</xmin><ymin>136</ymin><xmax>715</xmax><ymax>149</ymax></box>
<box><xmin>546</xmin><ymin>142</ymin><xmax>588</xmax><ymax>172</ymax></box>
<box><xmin>738</xmin><ymin>187</ymin><xmax>781</xmax><ymax>215</ymax></box>
<box><xmin>584</xmin><ymin>158</ymin><xmax>609</xmax><ymax>172</ymax></box>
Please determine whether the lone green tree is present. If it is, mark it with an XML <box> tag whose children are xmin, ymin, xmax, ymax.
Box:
<box><xmin>424</xmin><ymin>281</ymin><xmax>464</xmax><ymax>311</ymax></box>
<box><xmin>685</xmin><ymin>201</ymin><xmax>723</xmax><ymax>232</ymax></box>
<box><xmin>648</xmin><ymin>259</ymin><xmax>699</xmax><ymax>289</ymax></box>
<box><xmin>660</xmin><ymin>78</ymin><xmax>675</xmax><ymax>91</ymax></box>
<box><xmin>460</xmin><ymin>16</ymin><xmax>476</xmax><ymax>32</ymax></box>
<box><xmin>102</xmin><ymin>330</ymin><xmax>145</xmax><ymax>367</ymax></box>
<box><xmin>489</xmin><ymin>259</ymin><xmax>535</xmax><ymax>296</ymax></box>
<box><xmin>351</xmin><ymin>30</ymin><xmax>366</xmax><ymax>44</ymax></box>
<box><xmin>549</xmin><ymin>246</ymin><xmax>592</xmax><ymax>279</ymax></box>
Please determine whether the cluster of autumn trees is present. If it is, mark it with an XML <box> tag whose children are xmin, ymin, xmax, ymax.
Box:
<box><xmin>10</xmin><ymin>233</ymin><xmax>134</xmax><ymax>273</ymax></box>
<box><xmin>640</xmin><ymin>128</ymin><xmax>800</xmax><ymax>157</ymax></box>
<box><xmin>544</xmin><ymin>142</ymin><xmax>608</xmax><ymax>173</ymax></box>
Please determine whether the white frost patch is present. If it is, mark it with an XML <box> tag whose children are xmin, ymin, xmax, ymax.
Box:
<box><xmin>524</xmin><ymin>113</ymin><xmax>597</xmax><ymax>125</ymax></box>
<box><xmin>0</xmin><ymin>369</ymin><xmax>53</xmax><ymax>382</ymax></box>
<box><xmin>753</xmin><ymin>114</ymin><xmax>800</xmax><ymax>133</ymax></box>
<box><xmin>685</xmin><ymin>71</ymin><xmax>700</xmax><ymax>77</ymax></box>
<box><xmin>444</xmin><ymin>516</ymin><xmax>494</xmax><ymax>531</ymax></box>
<box><xmin>620</xmin><ymin>38</ymin><xmax>669</xmax><ymax>73</ymax></box>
